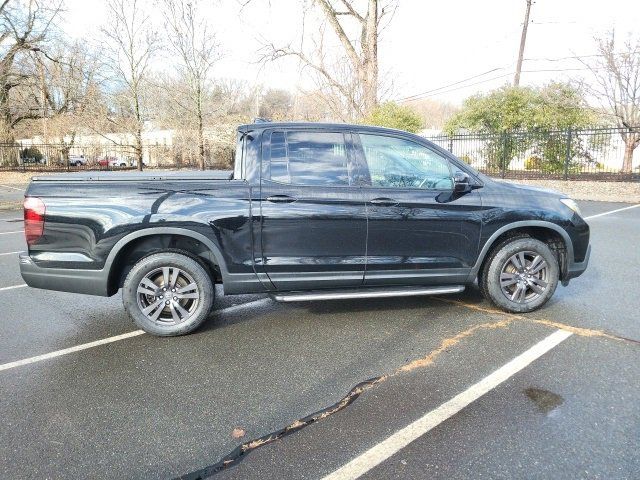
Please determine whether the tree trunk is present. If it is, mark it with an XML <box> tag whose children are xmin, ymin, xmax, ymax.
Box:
<box><xmin>196</xmin><ymin>90</ymin><xmax>205</xmax><ymax>171</ymax></box>
<box><xmin>0</xmin><ymin>82</ymin><xmax>14</xmax><ymax>143</ymax></box>
<box><xmin>198</xmin><ymin>124</ymin><xmax>205</xmax><ymax>171</ymax></box>
<box><xmin>622</xmin><ymin>137</ymin><xmax>635</xmax><ymax>173</ymax></box>
<box><xmin>136</xmin><ymin>127</ymin><xmax>143</xmax><ymax>171</ymax></box>
<box><xmin>361</xmin><ymin>0</ymin><xmax>378</xmax><ymax>116</ymax></box>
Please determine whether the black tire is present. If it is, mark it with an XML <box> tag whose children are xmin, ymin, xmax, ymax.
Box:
<box><xmin>122</xmin><ymin>252</ymin><xmax>214</xmax><ymax>336</ymax></box>
<box><xmin>480</xmin><ymin>237</ymin><xmax>559</xmax><ymax>313</ymax></box>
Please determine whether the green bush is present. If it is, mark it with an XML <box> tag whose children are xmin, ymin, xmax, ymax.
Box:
<box><xmin>444</xmin><ymin>83</ymin><xmax>599</xmax><ymax>170</ymax></box>
<box><xmin>362</xmin><ymin>102</ymin><xmax>423</xmax><ymax>133</ymax></box>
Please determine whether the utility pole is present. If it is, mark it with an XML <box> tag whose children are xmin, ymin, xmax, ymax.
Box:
<box><xmin>514</xmin><ymin>0</ymin><xmax>533</xmax><ymax>87</ymax></box>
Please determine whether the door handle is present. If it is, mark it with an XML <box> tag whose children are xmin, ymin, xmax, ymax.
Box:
<box><xmin>369</xmin><ymin>197</ymin><xmax>399</xmax><ymax>207</ymax></box>
<box><xmin>266</xmin><ymin>194</ymin><xmax>297</xmax><ymax>203</ymax></box>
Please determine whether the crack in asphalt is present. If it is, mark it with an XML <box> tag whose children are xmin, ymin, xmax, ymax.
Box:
<box><xmin>438</xmin><ymin>298</ymin><xmax>640</xmax><ymax>345</ymax></box>
<box><xmin>174</xmin><ymin>316</ymin><xmax>516</xmax><ymax>479</ymax></box>
<box><xmin>174</xmin><ymin>297</ymin><xmax>638</xmax><ymax>479</ymax></box>
<box><xmin>398</xmin><ymin>317</ymin><xmax>514</xmax><ymax>372</ymax></box>
<box><xmin>174</xmin><ymin>377</ymin><xmax>387</xmax><ymax>479</ymax></box>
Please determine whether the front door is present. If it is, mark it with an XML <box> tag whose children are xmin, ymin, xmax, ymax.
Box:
<box><xmin>258</xmin><ymin>129</ymin><xmax>368</xmax><ymax>290</ymax></box>
<box><xmin>355</xmin><ymin>132</ymin><xmax>483</xmax><ymax>286</ymax></box>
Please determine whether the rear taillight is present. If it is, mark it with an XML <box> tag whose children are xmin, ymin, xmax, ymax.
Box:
<box><xmin>24</xmin><ymin>197</ymin><xmax>45</xmax><ymax>246</ymax></box>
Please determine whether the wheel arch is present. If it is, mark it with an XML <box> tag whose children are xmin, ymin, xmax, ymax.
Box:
<box><xmin>105</xmin><ymin>228</ymin><xmax>229</xmax><ymax>296</ymax></box>
<box><xmin>470</xmin><ymin>221</ymin><xmax>573</xmax><ymax>282</ymax></box>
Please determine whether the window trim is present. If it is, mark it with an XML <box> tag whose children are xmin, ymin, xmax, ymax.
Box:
<box><xmin>262</xmin><ymin>129</ymin><xmax>359</xmax><ymax>188</ymax></box>
<box><xmin>233</xmin><ymin>131</ymin><xmax>245</xmax><ymax>180</ymax></box>
<box><xmin>355</xmin><ymin>132</ymin><xmax>455</xmax><ymax>191</ymax></box>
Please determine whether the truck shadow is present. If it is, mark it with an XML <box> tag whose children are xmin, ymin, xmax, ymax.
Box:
<box><xmin>201</xmin><ymin>285</ymin><xmax>489</xmax><ymax>333</ymax></box>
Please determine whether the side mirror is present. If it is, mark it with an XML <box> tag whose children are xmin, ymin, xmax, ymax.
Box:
<box><xmin>453</xmin><ymin>172</ymin><xmax>471</xmax><ymax>193</ymax></box>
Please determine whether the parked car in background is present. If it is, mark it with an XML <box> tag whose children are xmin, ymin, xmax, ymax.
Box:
<box><xmin>20</xmin><ymin>156</ymin><xmax>47</xmax><ymax>165</ymax></box>
<box><xmin>69</xmin><ymin>155</ymin><xmax>88</xmax><ymax>166</ymax></box>
<box><xmin>19</xmin><ymin>122</ymin><xmax>590</xmax><ymax>337</ymax></box>
<box><xmin>97</xmin><ymin>156</ymin><xmax>129</xmax><ymax>168</ymax></box>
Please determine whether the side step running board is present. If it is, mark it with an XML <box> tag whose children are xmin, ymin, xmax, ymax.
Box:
<box><xmin>271</xmin><ymin>285</ymin><xmax>465</xmax><ymax>302</ymax></box>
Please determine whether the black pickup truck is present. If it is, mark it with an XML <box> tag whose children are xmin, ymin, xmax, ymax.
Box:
<box><xmin>20</xmin><ymin>122</ymin><xmax>590</xmax><ymax>336</ymax></box>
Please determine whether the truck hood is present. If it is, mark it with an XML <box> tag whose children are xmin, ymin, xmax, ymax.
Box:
<box><xmin>492</xmin><ymin>179</ymin><xmax>565</xmax><ymax>198</ymax></box>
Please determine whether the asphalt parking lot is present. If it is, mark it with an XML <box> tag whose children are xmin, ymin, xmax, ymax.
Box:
<box><xmin>1</xmin><ymin>199</ymin><xmax>639</xmax><ymax>479</ymax></box>
<box><xmin>0</xmin><ymin>182</ymin><xmax>23</xmax><ymax>208</ymax></box>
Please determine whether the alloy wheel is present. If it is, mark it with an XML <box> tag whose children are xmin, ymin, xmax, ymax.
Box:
<box><xmin>136</xmin><ymin>267</ymin><xmax>200</xmax><ymax>325</ymax></box>
<box><xmin>499</xmin><ymin>250</ymin><xmax>549</xmax><ymax>304</ymax></box>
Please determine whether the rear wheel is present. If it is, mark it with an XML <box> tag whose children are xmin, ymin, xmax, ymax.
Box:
<box><xmin>481</xmin><ymin>237</ymin><xmax>559</xmax><ymax>313</ymax></box>
<box><xmin>122</xmin><ymin>252</ymin><xmax>214</xmax><ymax>336</ymax></box>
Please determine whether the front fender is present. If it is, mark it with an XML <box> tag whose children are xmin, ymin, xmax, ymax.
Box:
<box><xmin>468</xmin><ymin>220</ymin><xmax>576</xmax><ymax>281</ymax></box>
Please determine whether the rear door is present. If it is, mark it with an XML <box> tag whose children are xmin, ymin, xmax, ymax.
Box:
<box><xmin>258</xmin><ymin>129</ymin><xmax>368</xmax><ymax>290</ymax></box>
<box><xmin>355</xmin><ymin>132</ymin><xmax>482</xmax><ymax>286</ymax></box>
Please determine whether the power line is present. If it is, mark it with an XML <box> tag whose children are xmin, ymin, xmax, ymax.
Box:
<box><xmin>399</xmin><ymin>66</ymin><xmax>603</xmax><ymax>102</ymax></box>
<box><xmin>524</xmin><ymin>51</ymin><xmax>640</xmax><ymax>62</ymax></box>
<box><xmin>405</xmin><ymin>72</ymin><xmax>515</xmax><ymax>100</ymax></box>
<box><xmin>396</xmin><ymin>67</ymin><xmax>506</xmax><ymax>102</ymax></box>
<box><xmin>530</xmin><ymin>20</ymin><xmax>577</xmax><ymax>25</ymax></box>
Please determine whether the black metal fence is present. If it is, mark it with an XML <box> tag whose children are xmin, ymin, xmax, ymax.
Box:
<box><xmin>2</xmin><ymin>128</ymin><xmax>639</xmax><ymax>181</ymax></box>
<box><xmin>424</xmin><ymin>127</ymin><xmax>640</xmax><ymax>181</ymax></box>
<box><xmin>0</xmin><ymin>142</ymin><xmax>234</xmax><ymax>172</ymax></box>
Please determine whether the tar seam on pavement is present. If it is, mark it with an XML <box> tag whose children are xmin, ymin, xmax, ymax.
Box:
<box><xmin>174</xmin><ymin>377</ymin><xmax>386</xmax><ymax>480</ymax></box>
<box><xmin>438</xmin><ymin>298</ymin><xmax>640</xmax><ymax>345</ymax></box>
<box><xmin>173</xmin><ymin>297</ymin><xmax>640</xmax><ymax>479</ymax></box>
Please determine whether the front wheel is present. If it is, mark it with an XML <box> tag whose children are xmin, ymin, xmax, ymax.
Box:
<box><xmin>122</xmin><ymin>252</ymin><xmax>214</xmax><ymax>336</ymax></box>
<box><xmin>481</xmin><ymin>237</ymin><xmax>559</xmax><ymax>313</ymax></box>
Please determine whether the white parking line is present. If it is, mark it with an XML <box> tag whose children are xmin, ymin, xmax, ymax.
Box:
<box><xmin>0</xmin><ymin>230</ymin><xmax>22</xmax><ymax>235</ymax></box>
<box><xmin>584</xmin><ymin>204</ymin><xmax>640</xmax><ymax>220</ymax></box>
<box><xmin>0</xmin><ymin>330</ymin><xmax>146</xmax><ymax>372</ymax></box>
<box><xmin>0</xmin><ymin>183</ymin><xmax>23</xmax><ymax>191</ymax></box>
<box><xmin>322</xmin><ymin>329</ymin><xmax>573</xmax><ymax>480</ymax></box>
<box><xmin>0</xmin><ymin>284</ymin><xmax>27</xmax><ymax>292</ymax></box>
<box><xmin>0</xmin><ymin>251</ymin><xmax>20</xmax><ymax>257</ymax></box>
<box><xmin>0</xmin><ymin>297</ymin><xmax>271</xmax><ymax>373</ymax></box>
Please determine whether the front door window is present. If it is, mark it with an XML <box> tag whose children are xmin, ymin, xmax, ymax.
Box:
<box><xmin>360</xmin><ymin>134</ymin><xmax>453</xmax><ymax>190</ymax></box>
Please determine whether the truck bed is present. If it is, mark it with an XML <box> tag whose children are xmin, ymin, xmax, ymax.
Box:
<box><xmin>30</xmin><ymin>170</ymin><xmax>234</xmax><ymax>182</ymax></box>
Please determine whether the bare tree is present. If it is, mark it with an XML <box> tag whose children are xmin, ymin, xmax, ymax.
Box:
<box><xmin>255</xmin><ymin>88</ymin><xmax>293</xmax><ymax>120</ymax></box>
<box><xmin>582</xmin><ymin>32</ymin><xmax>640</xmax><ymax>173</ymax></box>
<box><xmin>35</xmin><ymin>41</ymin><xmax>105</xmax><ymax>163</ymax></box>
<box><xmin>162</xmin><ymin>0</ymin><xmax>221</xmax><ymax>170</ymax></box>
<box><xmin>258</xmin><ymin>0</ymin><xmax>397</xmax><ymax>120</ymax></box>
<box><xmin>0</xmin><ymin>0</ymin><xmax>63</xmax><ymax>141</ymax></box>
<box><xmin>403</xmin><ymin>98</ymin><xmax>459</xmax><ymax>130</ymax></box>
<box><xmin>102</xmin><ymin>0</ymin><xmax>158</xmax><ymax>170</ymax></box>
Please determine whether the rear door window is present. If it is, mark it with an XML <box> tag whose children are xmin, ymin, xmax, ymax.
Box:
<box><xmin>267</xmin><ymin>131</ymin><xmax>351</xmax><ymax>186</ymax></box>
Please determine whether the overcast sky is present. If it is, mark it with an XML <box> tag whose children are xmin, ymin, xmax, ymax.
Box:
<box><xmin>63</xmin><ymin>0</ymin><xmax>640</xmax><ymax>105</ymax></box>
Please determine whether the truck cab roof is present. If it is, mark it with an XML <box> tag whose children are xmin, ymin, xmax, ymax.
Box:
<box><xmin>237</xmin><ymin>121</ymin><xmax>417</xmax><ymax>137</ymax></box>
